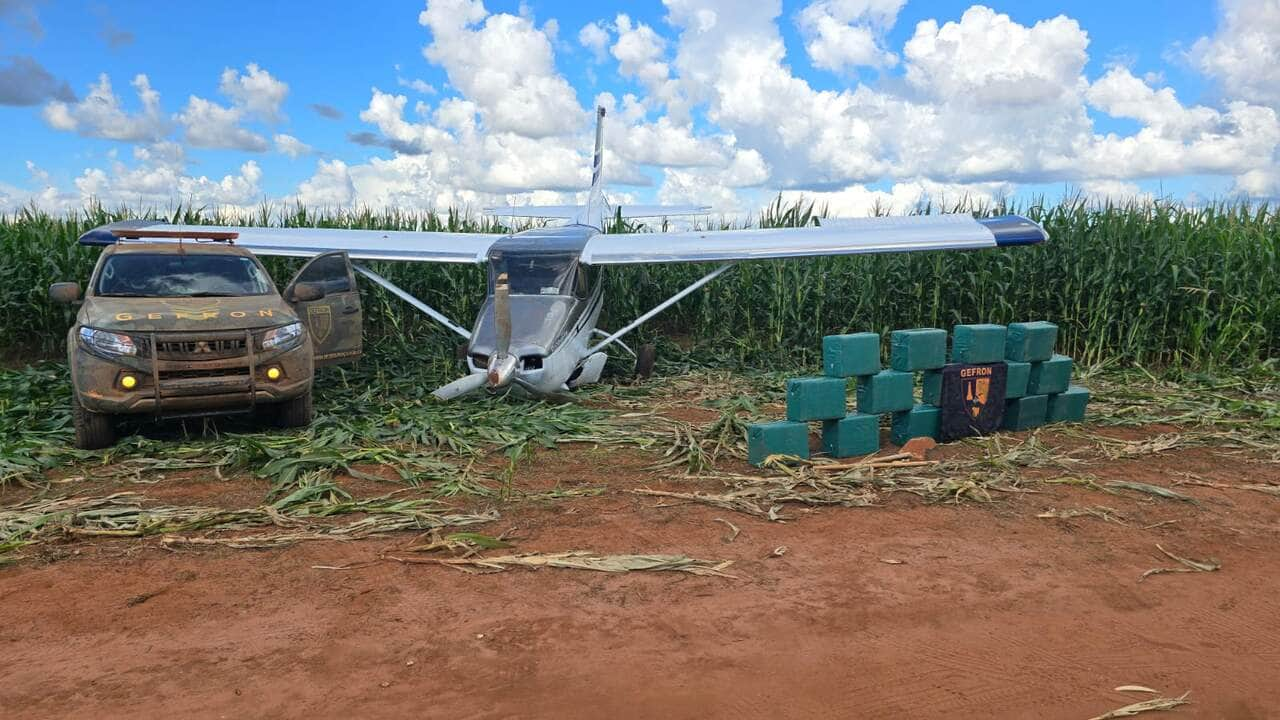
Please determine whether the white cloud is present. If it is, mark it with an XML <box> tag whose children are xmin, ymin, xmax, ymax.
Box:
<box><xmin>578</xmin><ymin>21</ymin><xmax>610</xmax><ymax>61</ymax></box>
<box><xmin>178</xmin><ymin>95</ymin><xmax>269</xmax><ymax>151</ymax></box>
<box><xmin>274</xmin><ymin>133</ymin><xmax>313</xmax><ymax>158</ymax></box>
<box><xmin>904</xmin><ymin>7</ymin><xmax>1089</xmax><ymax>106</ymax></box>
<box><xmin>796</xmin><ymin>0</ymin><xmax>904</xmax><ymax>72</ymax></box>
<box><xmin>42</xmin><ymin>73</ymin><xmax>166</xmax><ymax>142</ymax></box>
<box><xmin>1077</xmin><ymin>179</ymin><xmax>1153</xmax><ymax>205</ymax></box>
<box><xmin>611</xmin><ymin>13</ymin><xmax>683</xmax><ymax>114</ymax></box>
<box><xmin>1191</xmin><ymin>0</ymin><xmax>1280</xmax><ymax>108</ymax></box>
<box><xmin>28</xmin><ymin>1</ymin><xmax>1280</xmax><ymax>214</ymax></box>
<box><xmin>419</xmin><ymin>0</ymin><xmax>582</xmax><ymax>138</ymax></box>
<box><xmin>1235</xmin><ymin>166</ymin><xmax>1279</xmax><ymax>197</ymax></box>
<box><xmin>178</xmin><ymin>64</ymin><xmax>289</xmax><ymax>152</ymax></box>
<box><xmin>397</xmin><ymin>76</ymin><xmax>437</xmax><ymax>95</ymax></box>
<box><xmin>68</xmin><ymin>154</ymin><xmax>264</xmax><ymax>210</ymax></box>
<box><xmin>295</xmin><ymin>159</ymin><xmax>355</xmax><ymax>205</ymax></box>
<box><xmin>218</xmin><ymin>63</ymin><xmax>288</xmax><ymax>122</ymax></box>
<box><xmin>1081</xmin><ymin>67</ymin><xmax>1280</xmax><ymax>183</ymax></box>
<box><xmin>1189</xmin><ymin>0</ymin><xmax>1280</xmax><ymax>198</ymax></box>
<box><xmin>781</xmin><ymin>178</ymin><xmax>1010</xmax><ymax>217</ymax></box>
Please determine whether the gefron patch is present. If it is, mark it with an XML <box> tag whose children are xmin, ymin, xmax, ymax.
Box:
<box><xmin>307</xmin><ymin>305</ymin><xmax>333</xmax><ymax>343</ymax></box>
<box><xmin>939</xmin><ymin>362</ymin><xmax>1008</xmax><ymax>441</ymax></box>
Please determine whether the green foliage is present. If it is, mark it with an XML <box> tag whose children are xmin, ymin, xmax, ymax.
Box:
<box><xmin>2</xmin><ymin>197</ymin><xmax>1276</xmax><ymax>369</ymax></box>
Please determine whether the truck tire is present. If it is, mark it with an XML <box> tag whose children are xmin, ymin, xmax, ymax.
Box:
<box><xmin>72</xmin><ymin>395</ymin><xmax>116</xmax><ymax>450</ymax></box>
<box><xmin>635</xmin><ymin>343</ymin><xmax>657</xmax><ymax>379</ymax></box>
<box><xmin>275</xmin><ymin>389</ymin><xmax>314</xmax><ymax>428</ymax></box>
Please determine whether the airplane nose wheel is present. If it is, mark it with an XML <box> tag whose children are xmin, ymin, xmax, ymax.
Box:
<box><xmin>634</xmin><ymin>343</ymin><xmax>657</xmax><ymax>379</ymax></box>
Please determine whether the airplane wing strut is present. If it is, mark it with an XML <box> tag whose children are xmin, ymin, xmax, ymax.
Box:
<box><xmin>586</xmin><ymin>262</ymin><xmax>736</xmax><ymax>355</ymax></box>
<box><xmin>353</xmin><ymin>264</ymin><xmax>472</xmax><ymax>340</ymax></box>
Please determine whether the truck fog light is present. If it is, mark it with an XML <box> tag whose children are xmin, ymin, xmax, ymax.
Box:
<box><xmin>120</xmin><ymin>374</ymin><xmax>138</xmax><ymax>390</ymax></box>
<box><xmin>266</xmin><ymin>366</ymin><xmax>282</xmax><ymax>381</ymax></box>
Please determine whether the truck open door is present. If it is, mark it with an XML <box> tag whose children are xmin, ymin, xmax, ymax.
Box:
<box><xmin>285</xmin><ymin>251</ymin><xmax>363</xmax><ymax>366</ymax></box>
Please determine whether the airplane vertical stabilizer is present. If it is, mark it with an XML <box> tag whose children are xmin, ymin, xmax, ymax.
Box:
<box><xmin>576</xmin><ymin>106</ymin><xmax>607</xmax><ymax>229</ymax></box>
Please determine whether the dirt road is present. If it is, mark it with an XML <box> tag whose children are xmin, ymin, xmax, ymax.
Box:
<box><xmin>3</xmin><ymin>429</ymin><xmax>1278</xmax><ymax>720</ymax></box>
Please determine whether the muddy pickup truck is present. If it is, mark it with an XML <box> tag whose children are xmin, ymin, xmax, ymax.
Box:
<box><xmin>49</xmin><ymin>240</ymin><xmax>363</xmax><ymax>449</ymax></box>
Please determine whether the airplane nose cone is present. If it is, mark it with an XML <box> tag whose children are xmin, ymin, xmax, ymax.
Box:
<box><xmin>487</xmin><ymin>354</ymin><xmax>518</xmax><ymax>388</ymax></box>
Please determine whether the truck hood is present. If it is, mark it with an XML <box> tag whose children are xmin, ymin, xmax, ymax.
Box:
<box><xmin>81</xmin><ymin>295</ymin><xmax>298</xmax><ymax>333</ymax></box>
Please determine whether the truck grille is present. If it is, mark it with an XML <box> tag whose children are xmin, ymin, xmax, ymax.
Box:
<box><xmin>159</xmin><ymin>368</ymin><xmax>251</xmax><ymax>381</ymax></box>
<box><xmin>153</xmin><ymin>336</ymin><xmax>248</xmax><ymax>360</ymax></box>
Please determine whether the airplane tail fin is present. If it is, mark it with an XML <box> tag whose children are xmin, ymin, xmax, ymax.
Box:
<box><xmin>484</xmin><ymin>106</ymin><xmax>713</xmax><ymax>227</ymax></box>
<box><xmin>575</xmin><ymin>106</ymin><xmax>607</xmax><ymax>228</ymax></box>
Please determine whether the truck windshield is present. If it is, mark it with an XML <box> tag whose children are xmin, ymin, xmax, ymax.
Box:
<box><xmin>95</xmin><ymin>253</ymin><xmax>273</xmax><ymax>297</ymax></box>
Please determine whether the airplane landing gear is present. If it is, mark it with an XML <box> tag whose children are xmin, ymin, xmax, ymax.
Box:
<box><xmin>635</xmin><ymin>343</ymin><xmax>656</xmax><ymax>379</ymax></box>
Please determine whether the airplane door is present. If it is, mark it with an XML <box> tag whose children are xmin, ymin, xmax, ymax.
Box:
<box><xmin>285</xmin><ymin>251</ymin><xmax>363</xmax><ymax>366</ymax></box>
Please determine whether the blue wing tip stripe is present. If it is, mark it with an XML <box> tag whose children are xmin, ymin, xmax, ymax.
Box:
<box><xmin>979</xmin><ymin>215</ymin><xmax>1049</xmax><ymax>246</ymax></box>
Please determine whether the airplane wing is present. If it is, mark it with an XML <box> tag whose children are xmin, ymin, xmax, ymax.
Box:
<box><xmin>78</xmin><ymin>220</ymin><xmax>503</xmax><ymax>263</ymax></box>
<box><xmin>578</xmin><ymin>214</ymin><xmax>1046</xmax><ymax>265</ymax></box>
<box><xmin>484</xmin><ymin>203</ymin><xmax>712</xmax><ymax>219</ymax></box>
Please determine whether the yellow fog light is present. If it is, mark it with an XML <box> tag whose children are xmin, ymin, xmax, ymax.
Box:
<box><xmin>266</xmin><ymin>366</ymin><xmax>282</xmax><ymax>381</ymax></box>
<box><xmin>120</xmin><ymin>374</ymin><xmax>138</xmax><ymax>390</ymax></box>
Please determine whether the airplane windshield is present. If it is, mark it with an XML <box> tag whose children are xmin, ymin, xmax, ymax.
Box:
<box><xmin>492</xmin><ymin>252</ymin><xmax>575</xmax><ymax>296</ymax></box>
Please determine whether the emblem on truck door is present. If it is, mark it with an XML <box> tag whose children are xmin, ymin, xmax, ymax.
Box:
<box><xmin>307</xmin><ymin>305</ymin><xmax>332</xmax><ymax>343</ymax></box>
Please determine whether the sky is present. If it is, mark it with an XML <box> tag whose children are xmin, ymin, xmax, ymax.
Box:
<box><xmin>0</xmin><ymin>0</ymin><xmax>1277</xmax><ymax>217</ymax></box>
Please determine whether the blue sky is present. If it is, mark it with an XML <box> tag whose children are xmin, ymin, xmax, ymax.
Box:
<box><xmin>1</xmin><ymin>1</ymin><xmax>1276</xmax><ymax>215</ymax></box>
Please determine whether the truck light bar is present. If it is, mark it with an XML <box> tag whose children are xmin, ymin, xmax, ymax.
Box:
<box><xmin>112</xmin><ymin>229</ymin><xmax>239</xmax><ymax>242</ymax></box>
<box><xmin>78</xmin><ymin>221</ymin><xmax>240</xmax><ymax>246</ymax></box>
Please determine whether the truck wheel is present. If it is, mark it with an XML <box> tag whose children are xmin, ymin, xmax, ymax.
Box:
<box><xmin>72</xmin><ymin>395</ymin><xmax>116</xmax><ymax>450</ymax></box>
<box><xmin>635</xmin><ymin>343</ymin><xmax>657</xmax><ymax>379</ymax></box>
<box><xmin>275</xmin><ymin>390</ymin><xmax>314</xmax><ymax>428</ymax></box>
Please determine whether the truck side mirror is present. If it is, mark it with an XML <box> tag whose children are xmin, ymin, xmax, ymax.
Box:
<box><xmin>292</xmin><ymin>282</ymin><xmax>325</xmax><ymax>302</ymax></box>
<box><xmin>49</xmin><ymin>282</ymin><xmax>81</xmax><ymax>304</ymax></box>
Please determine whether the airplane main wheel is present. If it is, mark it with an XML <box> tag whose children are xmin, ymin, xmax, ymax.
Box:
<box><xmin>635</xmin><ymin>343</ymin><xmax>657</xmax><ymax>379</ymax></box>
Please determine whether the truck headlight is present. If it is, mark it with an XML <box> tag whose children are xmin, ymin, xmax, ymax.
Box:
<box><xmin>262</xmin><ymin>322</ymin><xmax>304</xmax><ymax>351</ymax></box>
<box><xmin>79</xmin><ymin>327</ymin><xmax>137</xmax><ymax>357</ymax></box>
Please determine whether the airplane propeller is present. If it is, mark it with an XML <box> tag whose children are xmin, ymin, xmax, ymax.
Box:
<box><xmin>487</xmin><ymin>272</ymin><xmax>518</xmax><ymax>388</ymax></box>
<box><xmin>431</xmin><ymin>371</ymin><xmax>487</xmax><ymax>400</ymax></box>
<box><xmin>430</xmin><ymin>271</ymin><xmax>517</xmax><ymax>401</ymax></box>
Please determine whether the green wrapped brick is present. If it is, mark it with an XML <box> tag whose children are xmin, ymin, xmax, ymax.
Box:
<box><xmin>1002</xmin><ymin>394</ymin><xmax>1048</xmax><ymax>431</ymax></box>
<box><xmin>952</xmin><ymin>324</ymin><xmax>1007</xmax><ymax>363</ymax></box>
<box><xmin>823</xmin><ymin>332</ymin><xmax>881</xmax><ymax>378</ymax></box>
<box><xmin>1006</xmin><ymin>321</ymin><xmax>1058</xmax><ymax>362</ymax></box>
<box><xmin>1004</xmin><ymin>361</ymin><xmax>1030</xmax><ymax>398</ymax></box>
<box><xmin>1047</xmin><ymin>385</ymin><xmax>1090</xmax><ymax>423</ymax></box>
<box><xmin>856</xmin><ymin>370</ymin><xmax>914</xmax><ymax>414</ymax></box>
<box><xmin>821</xmin><ymin>413</ymin><xmax>880</xmax><ymax>458</ymax></box>
<box><xmin>891</xmin><ymin>404</ymin><xmax>940</xmax><ymax>445</ymax></box>
<box><xmin>1028</xmin><ymin>354</ymin><xmax>1072</xmax><ymax>395</ymax></box>
<box><xmin>922</xmin><ymin>369</ymin><xmax>942</xmax><ymax>405</ymax></box>
<box><xmin>890</xmin><ymin>328</ymin><xmax>947</xmax><ymax>371</ymax></box>
<box><xmin>786</xmin><ymin>376</ymin><xmax>846</xmax><ymax>421</ymax></box>
<box><xmin>748</xmin><ymin>421</ymin><xmax>810</xmax><ymax>466</ymax></box>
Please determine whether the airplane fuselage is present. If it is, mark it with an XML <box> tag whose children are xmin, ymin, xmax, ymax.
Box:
<box><xmin>463</xmin><ymin>224</ymin><xmax>609</xmax><ymax>397</ymax></box>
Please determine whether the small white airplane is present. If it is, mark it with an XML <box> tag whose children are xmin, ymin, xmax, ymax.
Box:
<box><xmin>79</xmin><ymin>107</ymin><xmax>1048</xmax><ymax>401</ymax></box>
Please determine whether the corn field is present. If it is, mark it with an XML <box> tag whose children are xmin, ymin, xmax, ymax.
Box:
<box><xmin>1</xmin><ymin>198</ymin><xmax>1276</xmax><ymax>372</ymax></box>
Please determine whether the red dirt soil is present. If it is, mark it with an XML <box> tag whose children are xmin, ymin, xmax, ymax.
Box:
<box><xmin>3</xmin><ymin>434</ymin><xmax>1280</xmax><ymax>719</ymax></box>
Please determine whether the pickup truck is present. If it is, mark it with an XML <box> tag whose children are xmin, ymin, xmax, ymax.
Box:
<box><xmin>49</xmin><ymin>240</ymin><xmax>363</xmax><ymax>449</ymax></box>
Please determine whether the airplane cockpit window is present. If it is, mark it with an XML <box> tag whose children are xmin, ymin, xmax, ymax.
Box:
<box><xmin>492</xmin><ymin>252</ymin><xmax>576</xmax><ymax>296</ymax></box>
